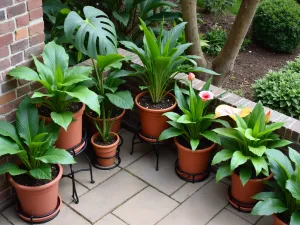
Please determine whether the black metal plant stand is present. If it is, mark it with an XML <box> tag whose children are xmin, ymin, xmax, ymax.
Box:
<box><xmin>227</xmin><ymin>186</ymin><xmax>255</xmax><ymax>213</ymax></box>
<box><xmin>62</xmin><ymin>130</ymin><xmax>95</xmax><ymax>204</ymax></box>
<box><xmin>175</xmin><ymin>160</ymin><xmax>211</xmax><ymax>183</ymax></box>
<box><xmin>91</xmin><ymin>135</ymin><xmax>124</xmax><ymax>170</ymax></box>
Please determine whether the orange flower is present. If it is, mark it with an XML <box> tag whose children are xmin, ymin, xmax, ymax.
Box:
<box><xmin>188</xmin><ymin>72</ymin><xmax>195</xmax><ymax>81</ymax></box>
<box><xmin>214</xmin><ymin>105</ymin><xmax>251</xmax><ymax>120</ymax></box>
<box><xmin>265</xmin><ymin>111</ymin><xmax>271</xmax><ymax>123</ymax></box>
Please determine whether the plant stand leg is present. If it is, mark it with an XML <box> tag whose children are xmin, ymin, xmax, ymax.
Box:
<box><xmin>69</xmin><ymin>164</ymin><xmax>79</xmax><ymax>204</ymax></box>
<box><xmin>153</xmin><ymin>145</ymin><xmax>160</xmax><ymax>171</ymax></box>
<box><xmin>83</xmin><ymin>152</ymin><xmax>95</xmax><ymax>184</ymax></box>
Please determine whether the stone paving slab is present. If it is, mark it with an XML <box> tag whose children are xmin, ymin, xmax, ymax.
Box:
<box><xmin>113</xmin><ymin>187</ymin><xmax>178</xmax><ymax>225</ymax></box>
<box><xmin>59</xmin><ymin>178</ymin><xmax>89</xmax><ymax>204</ymax></box>
<box><xmin>70</xmin><ymin>170</ymin><xmax>147</xmax><ymax>223</ymax></box>
<box><xmin>94</xmin><ymin>214</ymin><xmax>126</xmax><ymax>225</ymax></box>
<box><xmin>126</xmin><ymin>149</ymin><xmax>186</xmax><ymax>195</ymax></box>
<box><xmin>226</xmin><ymin>204</ymin><xmax>261</xmax><ymax>224</ymax></box>
<box><xmin>0</xmin><ymin>214</ymin><xmax>12</xmax><ymax>225</ymax></box>
<box><xmin>207</xmin><ymin>209</ymin><xmax>251</xmax><ymax>225</ymax></box>
<box><xmin>256</xmin><ymin>216</ymin><xmax>273</xmax><ymax>225</ymax></box>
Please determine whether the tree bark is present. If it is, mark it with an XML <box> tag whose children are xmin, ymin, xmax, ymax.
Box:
<box><xmin>212</xmin><ymin>0</ymin><xmax>260</xmax><ymax>86</ymax></box>
<box><xmin>182</xmin><ymin>0</ymin><xmax>207</xmax><ymax>80</ymax></box>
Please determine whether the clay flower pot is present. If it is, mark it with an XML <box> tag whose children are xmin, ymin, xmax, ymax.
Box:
<box><xmin>229</xmin><ymin>171</ymin><xmax>273</xmax><ymax>212</ymax></box>
<box><xmin>175</xmin><ymin>138</ymin><xmax>215</xmax><ymax>181</ymax></box>
<box><xmin>41</xmin><ymin>104</ymin><xmax>85</xmax><ymax>151</ymax></box>
<box><xmin>273</xmin><ymin>214</ymin><xmax>288</xmax><ymax>225</ymax></box>
<box><xmin>135</xmin><ymin>91</ymin><xmax>177</xmax><ymax>140</ymax></box>
<box><xmin>85</xmin><ymin>109</ymin><xmax>125</xmax><ymax>135</ymax></box>
<box><xmin>9</xmin><ymin>164</ymin><xmax>63</xmax><ymax>219</ymax></box>
<box><xmin>91</xmin><ymin>132</ymin><xmax>119</xmax><ymax>167</ymax></box>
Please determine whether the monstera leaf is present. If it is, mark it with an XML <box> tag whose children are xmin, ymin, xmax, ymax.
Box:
<box><xmin>64</xmin><ymin>6</ymin><xmax>118</xmax><ymax>59</ymax></box>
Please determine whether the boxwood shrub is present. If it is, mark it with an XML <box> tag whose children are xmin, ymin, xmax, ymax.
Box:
<box><xmin>253</xmin><ymin>0</ymin><xmax>300</xmax><ymax>53</ymax></box>
<box><xmin>253</xmin><ymin>57</ymin><xmax>300</xmax><ymax>119</ymax></box>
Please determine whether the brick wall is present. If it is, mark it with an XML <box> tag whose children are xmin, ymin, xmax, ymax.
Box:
<box><xmin>0</xmin><ymin>0</ymin><xmax>44</xmax><ymax>211</ymax></box>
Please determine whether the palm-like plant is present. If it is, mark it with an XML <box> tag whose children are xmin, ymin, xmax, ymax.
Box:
<box><xmin>0</xmin><ymin>96</ymin><xmax>75</xmax><ymax>180</ymax></box>
<box><xmin>8</xmin><ymin>41</ymin><xmax>100</xmax><ymax>131</ymax></box>
<box><xmin>252</xmin><ymin>148</ymin><xmax>300</xmax><ymax>225</ymax></box>
<box><xmin>121</xmin><ymin>19</ymin><xmax>219</xmax><ymax>104</ymax></box>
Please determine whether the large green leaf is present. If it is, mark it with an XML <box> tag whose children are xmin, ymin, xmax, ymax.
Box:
<box><xmin>216</xmin><ymin>163</ymin><xmax>232</xmax><ymax>182</ymax></box>
<box><xmin>252</xmin><ymin>192</ymin><xmax>281</xmax><ymax>201</ymax></box>
<box><xmin>251</xmin><ymin>199</ymin><xmax>287</xmax><ymax>216</ymax></box>
<box><xmin>0</xmin><ymin>140</ymin><xmax>24</xmax><ymax>157</ymax></box>
<box><xmin>97</xmin><ymin>54</ymin><xmax>124</xmax><ymax>70</ymax></box>
<box><xmin>65</xmin><ymin>86</ymin><xmax>100</xmax><ymax>116</ymax></box>
<box><xmin>50</xmin><ymin>112</ymin><xmax>73</xmax><ymax>131</ymax></box>
<box><xmin>213</xmin><ymin>128</ymin><xmax>243</xmax><ymax>143</ymax></box>
<box><xmin>0</xmin><ymin>163</ymin><xmax>27</xmax><ymax>176</ymax></box>
<box><xmin>64</xmin><ymin>6</ymin><xmax>117</xmax><ymax>59</ymax></box>
<box><xmin>42</xmin><ymin>41</ymin><xmax>69</xmax><ymax>75</ymax></box>
<box><xmin>31</xmin><ymin>92</ymin><xmax>54</xmax><ymax>99</ymax></box>
<box><xmin>291</xmin><ymin>210</ymin><xmax>300</xmax><ymax>225</ymax></box>
<box><xmin>159</xmin><ymin>127</ymin><xmax>183</xmax><ymax>141</ymax></box>
<box><xmin>289</xmin><ymin>147</ymin><xmax>300</xmax><ymax>167</ymax></box>
<box><xmin>230</xmin><ymin>151</ymin><xmax>249</xmax><ymax>171</ymax></box>
<box><xmin>16</xmin><ymin>96</ymin><xmax>39</xmax><ymax>146</ymax></box>
<box><xmin>268</xmin><ymin>140</ymin><xmax>292</xmax><ymax>149</ymax></box>
<box><xmin>248</xmin><ymin>146</ymin><xmax>266</xmax><ymax>157</ymax></box>
<box><xmin>177</xmin><ymin>114</ymin><xmax>194</xmax><ymax>124</ymax></box>
<box><xmin>112</xmin><ymin>11</ymin><xmax>130</xmax><ymax>26</ymax></box>
<box><xmin>163</xmin><ymin>112</ymin><xmax>180</xmax><ymax>121</ymax></box>
<box><xmin>245</xmin><ymin>129</ymin><xmax>259</xmax><ymax>141</ymax></box>
<box><xmin>286</xmin><ymin>179</ymin><xmax>300</xmax><ymax>200</ymax></box>
<box><xmin>258</xmin><ymin>122</ymin><xmax>285</xmax><ymax>137</ymax></box>
<box><xmin>212</xmin><ymin>149</ymin><xmax>234</xmax><ymax>165</ymax></box>
<box><xmin>240</xmin><ymin>167</ymin><xmax>252</xmax><ymax>186</ymax></box>
<box><xmin>174</xmin><ymin>82</ymin><xmax>188</xmax><ymax>112</ymax></box>
<box><xmin>106</xmin><ymin>91</ymin><xmax>134</xmax><ymax>110</ymax></box>
<box><xmin>162</xmin><ymin>22</ymin><xmax>186</xmax><ymax>51</ymax></box>
<box><xmin>29</xmin><ymin>163</ymin><xmax>52</xmax><ymax>180</ymax></box>
<box><xmin>146</xmin><ymin>12</ymin><xmax>182</xmax><ymax>21</ymax></box>
<box><xmin>32</xmin><ymin>56</ymin><xmax>54</xmax><ymax>89</ymax></box>
<box><xmin>8</xmin><ymin>67</ymin><xmax>40</xmax><ymax>82</ymax></box>
<box><xmin>36</xmin><ymin>147</ymin><xmax>75</xmax><ymax>164</ymax></box>
<box><xmin>64</xmin><ymin>66</ymin><xmax>93</xmax><ymax>78</ymax></box>
<box><xmin>0</xmin><ymin>121</ymin><xmax>23</xmax><ymax>148</ymax></box>
<box><xmin>248</xmin><ymin>102</ymin><xmax>264</xmax><ymax>129</ymax></box>
<box><xmin>61</xmin><ymin>74</ymin><xmax>91</xmax><ymax>87</ymax></box>
<box><xmin>190</xmin><ymin>139</ymin><xmax>199</xmax><ymax>151</ymax></box>
<box><xmin>202</xmin><ymin>130</ymin><xmax>220</xmax><ymax>145</ymax></box>
<box><xmin>251</xmin><ymin>156</ymin><xmax>269</xmax><ymax>176</ymax></box>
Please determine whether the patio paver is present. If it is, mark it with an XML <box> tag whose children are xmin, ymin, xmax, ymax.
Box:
<box><xmin>226</xmin><ymin>204</ymin><xmax>262</xmax><ymax>224</ymax></box>
<box><xmin>113</xmin><ymin>186</ymin><xmax>178</xmax><ymax>225</ymax></box>
<box><xmin>59</xmin><ymin>178</ymin><xmax>89</xmax><ymax>204</ymax></box>
<box><xmin>256</xmin><ymin>216</ymin><xmax>273</xmax><ymax>225</ymax></box>
<box><xmin>94</xmin><ymin>214</ymin><xmax>126</xmax><ymax>225</ymax></box>
<box><xmin>207</xmin><ymin>209</ymin><xmax>251</xmax><ymax>225</ymax></box>
<box><xmin>0</xmin><ymin>214</ymin><xmax>12</xmax><ymax>225</ymax></box>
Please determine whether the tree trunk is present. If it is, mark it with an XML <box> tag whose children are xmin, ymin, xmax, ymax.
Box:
<box><xmin>212</xmin><ymin>0</ymin><xmax>260</xmax><ymax>86</ymax></box>
<box><xmin>182</xmin><ymin>0</ymin><xmax>207</xmax><ymax>80</ymax></box>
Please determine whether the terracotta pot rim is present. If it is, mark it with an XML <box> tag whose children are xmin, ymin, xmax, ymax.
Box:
<box><xmin>39</xmin><ymin>103</ymin><xmax>86</xmax><ymax>119</ymax></box>
<box><xmin>273</xmin><ymin>214</ymin><xmax>287</xmax><ymax>225</ymax></box>
<box><xmin>233</xmin><ymin>170</ymin><xmax>273</xmax><ymax>183</ymax></box>
<box><xmin>135</xmin><ymin>91</ymin><xmax>177</xmax><ymax>113</ymax></box>
<box><xmin>174</xmin><ymin>137</ymin><xmax>216</xmax><ymax>153</ymax></box>
<box><xmin>85</xmin><ymin>109</ymin><xmax>125</xmax><ymax>122</ymax></box>
<box><xmin>91</xmin><ymin>132</ymin><xmax>119</xmax><ymax>148</ymax></box>
<box><xmin>8</xmin><ymin>164</ymin><xmax>63</xmax><ymax>191</ymax></box>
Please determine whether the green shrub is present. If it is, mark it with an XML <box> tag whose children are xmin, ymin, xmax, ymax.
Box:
<box><xmin>285</xmin><ymin>56</ymin><xmax>300</xmax><ymax>73</ymax></box>
<box><xmin>253</xmin><ymin>0</ymin><xmax>300</xmax><ymax>53</ymax></box>
<box><xmin>203</xmin><ymin>0</ymin><xmax>236</xmax><ymax>15</ymax></box>
<box><xmin>203</xmin><ymin>27</ymin><xmax>227</xmax><ymax>56</ymax></box>
<box><xmin>253</xmin><ymin>64</ymin><xmax>300</xmax><ymax>119</ymax></box>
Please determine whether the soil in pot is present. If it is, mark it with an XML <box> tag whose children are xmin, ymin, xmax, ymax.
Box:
<box><xmin>91</xmin><ymin>132</ymin><xmax>119</xmax><ymax>167</ymax></box>
<box><xmin>39</xmin><ymin>103</ymin><xmax>85</xmax><ymax>151</ymax></box>
<box><xmin>136</xmin><ymin>92</ymin><xmax>176</xmax><ymax>140</ymax></box>
<box><xmin>175</xmin><ymin>136</ymin><xmax>215</xmax><ymax>182</ymax></box>
<box><xmin>86</xmin><ymin>107</ymin><xmax>124</xmax><ymax>134</ymax></box>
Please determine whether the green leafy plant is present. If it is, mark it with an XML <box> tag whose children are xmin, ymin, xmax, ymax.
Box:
<box><xmin>251</xmin><ymin>148</ymin><xmax>300</xmax><ymax>225</ymax></box>
<box><xmin>121</xmin><ymin>19</ymin><xmax>219</xmax><ymax>104</ymax></box>
<box><xmin>211</xmin><ymin>102</ymin><xmax>291</xmax><ymax>185</ymax></box>
<box><xmin>8</xmin><ymin>41</ymin><xmax>100</xmax><ymax>130</ymax></box>
<box><xmin>203</xmin><ymin>27</ymin><xmax>227</xmax><ymax>56</ymax></box>
<box><xmin>253</xmin><ymin>0</ymin><xmax>300</xmax><ymax>53</ymax></box>
<box><xmin>159</xmin><ymin>76</ymin><xmax>229</xmax><ymax>151</ymax></box>
<box><xmin>203</xmin><ymin>0</ymin><xmax>237</xmax><ymax>15</ymax></box>
<box><xmin>0</xmin><ymin>96</ymin><xmax>75</xmax><ymax>180</ymax></box>
<box><xmin>253</xmin><ymin>65</ymin><xmax>300</xmax><ymax>120</ymax></box>
<box><xmin>240</xmin><ymin>37</ymin><xmax>252</xmax><ymax>52</ymax></box>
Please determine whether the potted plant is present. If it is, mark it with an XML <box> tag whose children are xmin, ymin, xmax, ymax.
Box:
<box><xmin>64</xmin><ymin>6</ymin><xmax>134</xmax><ymax>135</ymax></box>
<box><xmin>0</xmin><ymin>96</ymin><xmax>75</xmax><ymax>223</ymax></box>
<box><xmin>159</xmin><ymin>73</ymin><xmax>226</xmax><ymax>181</ymax></box>
<box><xmin>211</xmin><ymin>102</ymin><xmax>291</xmax><ymax>212</ymax></box>
<box><xmin>251</xmin><ymin>148</ymin><xmax>300</xmax><ymax>225</ymax></box>
<box><xmin>120</xmin><ymin>19</ymin><xmax>219</xmax><ymax>140</ymax></box>
<box><xmin>8</xmin><ymin>41</ymin><xmax>100</xmax><ymax>151</ymax></box>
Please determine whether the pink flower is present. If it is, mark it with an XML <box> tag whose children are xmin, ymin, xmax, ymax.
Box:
<box><xmin>200</xmin><ymin>91</ymin><xmax>214</xmax><ymax>101</ymax></box>
<box><xmin>188</xmin><ymin>72</ymin><xmax>195</xmax><ymax>81</ymax></box>
<box><xmin>265</xmin><ymin>111</ymin><xmax>271</xmax><ymax>123</ymax></box>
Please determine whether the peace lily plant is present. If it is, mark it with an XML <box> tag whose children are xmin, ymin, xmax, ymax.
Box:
<box><xmin>252</xmin><ymin>148</ymin><xmax>300</xmax><ymax>225</ymax></box>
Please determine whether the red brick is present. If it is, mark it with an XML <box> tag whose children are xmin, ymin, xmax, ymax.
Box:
<box><xmin>30</xmin><ymin>81</ymin><xmax>42</xmax><ymax>91</ymax></box>
<box><xmin>0</xmin><ymin>46</ymin><xmax>9</xmax><ymax>59</ymax></box>
<box><xmin>1</xmin><ymin>79</ymin><xmax>17</xmax><ymax>93</ymax></box>
<box><xmin>6</xmin><ymin>3</ymin><xmax>26</xmax><ymax>19</ymax></box>
<box><xmin>16</xmin><ymin>0</ymin><xmax>26</xmax><ymax>2</ymax></box>
<box><xmin>0</xmin><ymin>10</ymin><xmax>5</xmax><ymax>22</ymax></box>
<box><xmin>15</xmin><ymin>27</ymin><xmax>28</xmax><ymax>41</ymax></box>
<box><xmin>10</xmin><ymin>38</ymin><xmax>29</xmax><ymax>54</ymax></box>
<box><xmin>29</xmin><ymin>21</ymin><xmax>44</xmax><ymax>35</ymax></box>
<box><xmin>0</xmin><ymin>0</ymin><xmax>13</xmax><ymax>8</ymax></box>
<box><xmin>29</xmin><ymin>32</ymin><xmax>44</xmax><ymax>46</ymax></box>
<box><xmin>0</xmin><ymin>96</ymin><xmax>22</xmax><ymax>114</ymax></box>
<box><xmin>11</xmin><ymin>52</ymin><xmax>24</xmax><ymax>66</ymax></box>
<box><xmin>0</xmin><ymin>180</ymin><xmax>10</xmax><ymax>191</ymax></box>
<box><xmin>5</xmin><ymin>109</ymin><xmax>16</xmax><ymax>122</ymax></box>
<box><xmin>0</xmin><ymin>20</ymin><xmax>15</xmax><ymax>35</ymax></box>
<box><xmin>0</xmin><ymin>33</ymin><xmax>13</xmax><ymax>48</ymax></box>
<box><xmin>17</xmin><ymin>84</ymin><xmax>30</xmax><ymax>97</ymax></box>
<box><xmin>16</xmin><ymin>14</ymin><xmax>29</xmax><ymax>28</ymax></box>
<box><xmin>0</xmin><ymin>58</ymin><xmax>10</xmax><ymax>72</ymax></box>
<box><xmin>0</xmin><ymin>187</ymin><xmax>12</xmax><ymax>202</ymax></box>
<box><xmin>18</xmin><ymin>58</ymin><xmax>34</xmax><ymax>68</ymax></box>
<box><xmin>29</xmin><ymin>7</ymin><xmax>43</xmax><ymax>21</ymax></box>
<box><xmin>24</xmin><ymin>43</ymin><xmax>44</xmax><ymax>59</ymax></box>
<box><xmin>27</xmin><ymin>0</ymin><xmax>42</xmax><ymax>11</ymax></box>
<box><xmin>0</xmin><ymin>90</ymin><xmax>16</xmax><ymax>105</ymax></box>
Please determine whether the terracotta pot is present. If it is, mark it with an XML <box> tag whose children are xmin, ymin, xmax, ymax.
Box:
<box><xmin>135</xmin><ymin>91</ymin><xmax>177</xmax><ymax>140</ymax></box>
<box><xmin>9</xmin><ymin>164</ymin><xmax>63</xmax><ymax>217</ymax></box>
<box><xmin>273</xmin><ymin>214</ymin><xmax>288</xmax><ymax>225</ymax></box>
<box><xmin>175</xmin><ymin>138</ymin><xmax>215</xmax><ymax>181</ymax></box>
<box><xmin>230</xmin><ymin>171</ymin><xmax>273</xmax><ymax>211</ymax></box>
<box><xmin>91</xmin><ymin>132</ymin><xmax>119</xmax><ymax>167</ymax></box>
<box><xmin>85</xmin><ymin>109</ymin><xmax>125</xmax><ymax>135</ymax></box>
<box><xmin>41</xmin><ymin>104</ymin><xmax>85</xmax><ymax>151</ymax></box>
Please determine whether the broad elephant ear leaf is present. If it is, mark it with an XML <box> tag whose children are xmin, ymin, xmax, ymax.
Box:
<box><xmin>64</xmin><ymin>6</ymin><xmax>118</xmax><ymax>59</ymax></box>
